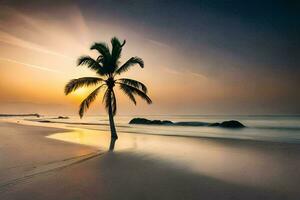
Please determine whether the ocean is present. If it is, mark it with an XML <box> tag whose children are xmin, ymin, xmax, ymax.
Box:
<box><xmin>2</xmin><ymin>114</ymin><xmax>300</xmax><ymax>195</ymax></box>
<box><xmin>31</xmin><ymin>115</ymin><xmax>300</xmax><ymax>144</ymax></box>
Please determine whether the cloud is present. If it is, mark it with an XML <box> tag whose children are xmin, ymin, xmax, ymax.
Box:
<box><xmin>0</xmin><ymin>5</ymin><xmax>90</xmax><ymax>59</ymax></box>
<box><xmin>0</xmin><ymin>57</ymin><xmax>62</xmax><ymax>74</ymax></box>
<box><xmin>147</xmin><ymin>39</ymin><xmax>171</xmax><ymax>49</ymax></box>
<box><xmin>164</xmin><ymin>67</ymin><xmax>206</xmax><ymax>79</ymax></box>
<box><xmin>0</xmin><ymin>30</ymin><xmax>74</xmax><ymax>60</ymax></box>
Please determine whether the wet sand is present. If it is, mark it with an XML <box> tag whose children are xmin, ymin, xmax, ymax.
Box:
<box><xmin>0</xmin><ymin>121</ymin><xmax>300</xmax><ymax>200</ymax></box>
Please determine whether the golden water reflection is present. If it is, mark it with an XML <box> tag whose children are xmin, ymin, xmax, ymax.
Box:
<box><xmin>47</xmin><ymin>127</ymin><xmax>299</xmax><ymax>194</ymax></box>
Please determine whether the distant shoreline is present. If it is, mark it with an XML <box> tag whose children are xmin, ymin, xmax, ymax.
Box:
<box><xmin>0</xmin><ymin>113</ymin><xmax>40</xmax><ymax>117</ymax></box>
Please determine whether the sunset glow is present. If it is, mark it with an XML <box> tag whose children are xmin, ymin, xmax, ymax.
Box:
<box><xmin>0</xmin><ymin>1</ymin><xmax>299</xmax><ymax>115</ymax></box>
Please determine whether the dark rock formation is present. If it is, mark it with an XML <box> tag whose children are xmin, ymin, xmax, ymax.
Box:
<box><xmin>57</xmin><ymin>116</ymin><xmax>69</xmax><ymax>119</ymax></box>
<box><xmin>218</xmin><ymin>120</ymin><xmax>245</xmax><ymax>128</ymax></box>
<box><xmin>129</xmin><ymin>118</ymin><xmax>245</xmax><ymax>128</ymax></box>
<box><xmin>129</xmin><ymin>118</ymin><xmax>173</xmax><ymax>125</ymax></box>
<box><xmin>175</xmin><ymin>122</ymin><xmax>210</xmax><ymax>126</ymax></box>
<box><xmin>208</xmin><ymin>123</ymin><xmax>220</xmax><ymax>127</ymax></box>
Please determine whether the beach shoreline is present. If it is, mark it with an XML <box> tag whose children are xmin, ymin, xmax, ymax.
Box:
<box><xmin>0</xmin><ymin>120</ymin><xmax>300</xmax><ymax>199</ymax></box>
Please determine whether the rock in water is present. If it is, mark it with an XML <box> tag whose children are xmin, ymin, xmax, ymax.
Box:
<box><xmin>208</xmin><ymin>122</ymin><xmax>220</xmax><ymax>127</ymax></box>
<box><xmin>129</xmin><ymin>118</ymin><xmax>152</xmax><ymax>124</ymax></box>
<box><xmin>162</xmin><ymin>120</ymin><xmax>173</xmax><ymax>124</ymax></box>
<box><xmin>129</xmin><ymin>118</ymin><xmax>173</xmax><ymax>125</ymax></box>
<box><xmin>129</xmin><ymin>118</ymin><xmax>245</xmax><ymax>128</ymax></box>
<box><xmin>176</xmin><ymin>122</ymin><xmax>210</xmax><ymax>126</ymax></box>
<box><xmin>57</xmin><ymin>116</ymin><xmax>69</xmax><ymax>119</ymax></box>
<box><xmin>219</xmin><ymin>120</ymin><xmax>245</xmax><ymax>128</ymax></box>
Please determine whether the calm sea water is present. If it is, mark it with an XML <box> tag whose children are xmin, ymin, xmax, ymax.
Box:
<box><xmin>37</xmin><ymin>115</ymin><xmax>300</xmax><ymax>143</ymax></box>
<box><xmin>3</xmin><ymin>114</ymin><xmax>300</xmax><ymax>193</ymax></box>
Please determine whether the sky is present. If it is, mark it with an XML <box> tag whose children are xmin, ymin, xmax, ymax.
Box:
<box><xmin>0</xmin><ymin>0</ymin><xmax>299</xmax><ymax>115</ymax></box>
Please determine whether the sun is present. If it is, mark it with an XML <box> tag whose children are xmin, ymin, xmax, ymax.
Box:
<box><xmin>73</xmin><ymin>88</ymin><xmax>88</xmax><ymax>96</ymax></box>
<box><xmin>71</xmin><ymin>87</ymin><xmax>94</xmax><ymax>101</ymax></box>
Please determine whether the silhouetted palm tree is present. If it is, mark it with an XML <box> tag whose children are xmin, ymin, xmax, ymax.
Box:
<box><xmin>65</xmin><ymin>37</ymin><xmax>152</xmax><ymax>151</ymax></box>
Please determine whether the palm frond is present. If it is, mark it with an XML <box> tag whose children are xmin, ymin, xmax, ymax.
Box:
<box><xmin>111</xmin><ymin>37</ymin><xmax>122</xmax><ymax>60</ymax></box>
<box><xmin>117</xmin><ymin>78</ymin><xmax>147</xmax><ymax>93</ymax></box>
<box><xmin>79</xmin><ymin>84</ymin><xmax>105</xmax><ymax>118</ymax></box>
<box><xmin>64</xmin><ymin>77</ymin><xmax>104</xmax><ymax>95</ymax></box>
<box><xmin>90</xmin><ymin>42</ymin><xmax>111</xmax><ymax>69</ymax></box>
<box><xmin>71</xmin><ymin>38</ymin><xmax>151</xmax><ymax>119</ymax></box>
<box><xmin>119</xmin><ymin>84</ymin><xmax>136</xmax><ymax>105</ymax></box>
<box><xmin>115</xmin><ymin>57</ymin><xmax>144</xmax><ymax>75</ymax></box>
<box><xmin>96</xmin><ymin>55</ymin><xmax>104</xmax><ymax>62</ymax></box>
<box><xmin>90</xmin><ymin>42</ymin><xmax>111</xmax><ymax>59</ymax></box>
<box><xmin>117</xmin><ymin>83</ymin><xmax>152</xmax><ymax>104</ymax></box>
<box><xmin>77</xmin><ymin>56</ymin><xmax>106</xmax><ymax>75</ymax></box>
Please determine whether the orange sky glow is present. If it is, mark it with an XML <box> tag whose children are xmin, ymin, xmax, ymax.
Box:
<box><xmin>0</xmin><ymin>3</ymin><xmax>299</xmax><ymax>115</ymax></box>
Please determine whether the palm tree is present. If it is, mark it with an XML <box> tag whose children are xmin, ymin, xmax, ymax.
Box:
<box><xmin>64</xmin><ymin>37</ymin><xmax>152</xmax><ymax>151</ymax></box>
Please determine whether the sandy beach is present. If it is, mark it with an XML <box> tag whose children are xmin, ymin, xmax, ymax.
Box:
<box><xmin>0</xmin><ymin>120</ymin><xmax>299</xmax><ymax>200</ymax></box>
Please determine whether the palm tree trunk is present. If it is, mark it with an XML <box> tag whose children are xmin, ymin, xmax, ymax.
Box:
<box><xmin>108</xmin><ymin>97</ymin><xmax>118</xmax><ymax>151</ymax></box>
